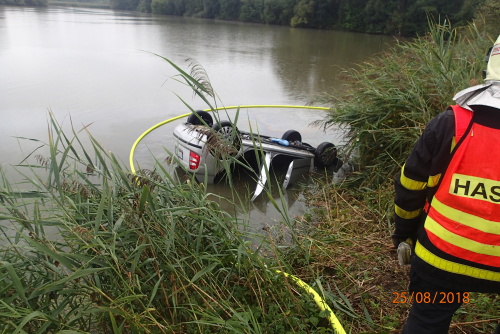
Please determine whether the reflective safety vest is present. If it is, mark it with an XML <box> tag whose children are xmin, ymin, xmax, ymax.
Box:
<box><xmin>416</xmin><ymin>105</ymin><xmax>500</xmax><ymax>283</ymax></box>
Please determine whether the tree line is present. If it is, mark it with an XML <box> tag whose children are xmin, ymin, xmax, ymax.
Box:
<box><xmin>109</xmin><ymin>0</ymin><xmax>486</xmax><ymax>36</ymax></box>
<box><xmin>0</xmin><ymin>0</ymin><xmax>47</xmax><ymax>5</ymax></box>
<box><xmin>1</xmin><ymin>0</ymin><xmax>494</xmax><ymax>37</ymax></box>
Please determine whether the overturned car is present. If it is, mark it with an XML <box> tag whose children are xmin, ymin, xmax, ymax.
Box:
<box><xmin>173</xmin><ymin>110</ymin><xmax>340</xmax><ymax>200</ymax></box>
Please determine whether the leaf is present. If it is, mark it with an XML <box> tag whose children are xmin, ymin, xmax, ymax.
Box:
<box><xmin>147</xmin><ymin>274</ymin><xmax>163</xmax><ymax>308</ymax></box>
<box><xmin>0</xmin><ymin>261</ymin><xmax>28</xmax><ymax>306</ymax></box>
<box><xmin>190</xmin><ymin>262</ymin><xmax>218</xmax><ymax>284</ymax></box>
<box><xmin>13</xmin><ymin>311</ymin><xmax>46</xmax><ymax>334</ymax></box>
<box><xmin>37</xmin><ymin>267</ymin><xmax>108</xmax><ymax>293</ymax></box>
<box><xmin>138</xmin><ymin>185</ymin><xmax>150</xmax><ymax>213</ymax></box>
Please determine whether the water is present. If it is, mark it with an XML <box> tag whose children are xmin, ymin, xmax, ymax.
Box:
<box><xmin>0</xmin><ymin>5</ymin><xmax>396</xmax><ymax>223</ymax></box>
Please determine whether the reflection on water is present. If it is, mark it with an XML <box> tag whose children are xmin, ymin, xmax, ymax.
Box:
<box><xmin>172</xmin><ymin>162</ymin><xmax>311</xmax><ymax>232</ymax></box>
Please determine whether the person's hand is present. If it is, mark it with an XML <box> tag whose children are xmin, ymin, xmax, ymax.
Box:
<box><xmin>391</xmin><ymin>234</ymin><xmax>408</xmax><ymax>248</ymax></box>
<box><xmin>392</xmin><ymin>234</ymin><xmax>414</xmax><ymax>265</ymax></box>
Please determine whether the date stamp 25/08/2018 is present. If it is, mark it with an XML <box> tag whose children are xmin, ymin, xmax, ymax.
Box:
<box><xmin>392</xmin><ymin>291</ymin><xmax>470</xmax><ymax>304</ymax></box>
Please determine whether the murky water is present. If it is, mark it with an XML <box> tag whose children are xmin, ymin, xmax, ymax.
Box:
<box><xmin>0</xmin><ymin>5</ymin><xmax>396</xmax><ymax>223</ymax></box>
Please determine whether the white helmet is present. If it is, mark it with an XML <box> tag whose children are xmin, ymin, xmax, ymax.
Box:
<box><xmin>485</xmin><ymin>35</ymin><xmax>500</xmax><ymax>82</ymax></box>
<box><xmin>453</xmin><ymin>35</ymin><xmax>500</xmax><ymax>110</ymax></box>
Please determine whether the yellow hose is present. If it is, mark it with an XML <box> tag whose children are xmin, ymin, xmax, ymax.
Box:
<box><xmin>128</xmin><ymin>105</ymin><xmax>330</xmax><ymax>174</ymax></box>
<box><xmin>275</xmin><ymin>270</ymin><xmax>346</xmax><ymax>334</ymax></box>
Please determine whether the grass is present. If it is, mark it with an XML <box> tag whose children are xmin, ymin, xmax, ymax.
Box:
<box><xmin>0</xmin><ymin>56</ymin><xmax>357</xmax><ymax>333</ymax></box>
<box><xmin>299</xmin><ymin>176</ymin><xmax>499</xmax><ymax>333</ymax></box>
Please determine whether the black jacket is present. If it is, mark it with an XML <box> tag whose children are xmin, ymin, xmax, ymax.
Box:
<box><xmin>394</xmin><ymin>108</ymin><xmax>455</xmax><ymax>238</ymax></box>
<box><xmin>394</xmin><ymin>106</ymin><xmax>500</xmax><ymax>293</ymax></box>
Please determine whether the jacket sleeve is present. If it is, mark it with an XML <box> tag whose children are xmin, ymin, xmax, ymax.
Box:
<box><xmin>393</xmin><ymin>109</ymin><xmax>455</xmax><ymax>239</ymax></box>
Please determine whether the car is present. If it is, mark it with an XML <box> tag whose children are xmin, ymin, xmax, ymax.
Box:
<box><xmin>173</xmin><ymin>110</ymin><xmax>340</xmax><ymax>200</ymax></box>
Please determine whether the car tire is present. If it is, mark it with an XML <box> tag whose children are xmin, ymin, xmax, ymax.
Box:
<box><xmin>213</xmin><ymin>121</ymin><xmax>235</xmax><ymax>138</ymax></box>
<box><xmin>210</xmin><ymin>121</ymin><xmax>241</xmax><ymax>158</ymax></box>
<box><xmin>314</xmin><ymin>142</ymin><xmax>338</xmax><ymax>168</ymax></box>
<box><xmin>282</xmin><ymin>130</ymin><xmax>302</xmax><ymax>142</ymax></box>
<box><xmin>187</xmin><ymin>110</ymin><xmax>213</xmax><ymax>127</ymax></box>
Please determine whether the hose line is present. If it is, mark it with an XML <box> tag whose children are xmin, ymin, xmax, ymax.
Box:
<box><xmin>275</xmin><ymin>270</ymin><xmax>346</xmax><ymax>334</ymax></box>
<box><xmin>128</xmin><ymin>105</ymin><xmax>330</xmax><ymax>174</ymax></box>
<box><xmin>129</xmin><ymin>105</ymin><xmax>345</xmax><ymax>333</ymax></box>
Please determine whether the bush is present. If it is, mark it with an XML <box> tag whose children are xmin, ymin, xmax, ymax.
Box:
<box><xmin>474</xmin><ymin>0</ymin><xmax>500</xmax><ymax>37</ymax></box>
<box><xmin>319</xmin><ymin>21</ymin><xmax>493</xmax><ymax>190</ymax></box>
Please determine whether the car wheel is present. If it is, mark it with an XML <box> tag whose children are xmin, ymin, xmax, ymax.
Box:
<box><xmin>213</xmin><ymin>121</ymin><xmax>235</xmax><ymax>138</ymax></box>
<box><xmin>209</xmin><ymin>121</ymin><xmax>241</xmax><ymax>158</ymax></box>
<box><xmin>186</xmin><ymin>110</ymin><xmax>213</xmax><ymax>127</ymax></box>
<box><xmin>282</xmin><ymin>130</ymin><xmax>302</xmax><ymax>142</ymax></box>
<box><xmin>314</xmin><ymin>142</ymin><xmax>338</xmax><ymax>168</ymax></box>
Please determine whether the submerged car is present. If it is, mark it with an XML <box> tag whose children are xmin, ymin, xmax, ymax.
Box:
<box><xmin>173</xmin><ymin>110</ymin><xmax>340</xmax><ymax>200</ymax></box>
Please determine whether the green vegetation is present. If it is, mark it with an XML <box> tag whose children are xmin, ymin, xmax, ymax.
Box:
<box><xmin>319</xmin><ymin>21</ymin><xmax>493</xmax><ymax>192</ymax></box>
<box><xmin>0</xmin><ymin>0</ymin><xmax>106</xmax><ymax>7</ymax></box>
<box><xmin>113</xmin><ymin>0</ymin><xmax>487</xmax><ymax>36</ymax></box>
<box><xmin>474</xmin><ymin>0</ymin><xmax>500</xmax><ymax>38</ymax></box>
<box><xmin>0</xmin><ymin>114</ymin><xmax>350</xmax><ymax>333</ymax></box>
<box><xmin>4</xmin><ymin>0</ymin><xmax>494</xmax><ymax>37</ymax></box>
<box><xmin>0</xmin><ymin>57</ymin><xmax>359</xmax><ymax>333</ymax></box>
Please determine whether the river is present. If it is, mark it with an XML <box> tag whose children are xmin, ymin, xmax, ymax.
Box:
<box><xmin>0</xmin><ymin>5</ymin><xmax>396</xmax><ymax>224</ymax></box>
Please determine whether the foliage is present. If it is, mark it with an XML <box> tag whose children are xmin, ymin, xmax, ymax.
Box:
<box><xmin>305</xmin><ymin>21</ymin><xmax>500</xmax><ymax>332</ymax></box>
<box><xmin>262</xmin><ymin>0</ymin><xmax>294</xmax><ymax>25</ymax></box>
<box><xmin>290</xmin><ymin>0</ymin><xmax>313</xmax><ymax>28</ymax></box>
<box><xmin>474</xmin><ymin>0</ymin><xmax>500</xmax><ymax>38</ymax></box>
<box><xmin>218</xmin><ymin>0</ymin><xmax>241</xmax><ymax>20</ymax></box>
<box><xmin>107</xmin><ymin>0</ymin><xmax>487</xmax><ymax>37</ymax></box>
<box><xmin>109</xmin><ymin>0</ymin><xmax>139</xmax><ymax>10</ymax></box>
<box><xmin>318</xmin><ymin>21</ymin><xmax>493</xmax><ymax>191</ymax></box>
<box><xmin>0</xmin><ymin>53</ymin><xmax>364</xmax><ymax>333</ymax></box>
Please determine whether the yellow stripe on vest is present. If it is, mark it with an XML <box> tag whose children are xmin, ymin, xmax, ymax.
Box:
<box><xmin>425</xmin><ymin>216</ymin><xmax>500</xmax><ymax>257</ymax></box>
<box><xmin>431</xmin><ymin>197</ymin><xmax>500</xmax><ymax>235</ymax></box>
<box><xmin>415</xmin><ymin>242</ymin><xmax>500</xmax><ymax>281</ymax></box>
<box><xmin>395</xmin><ymin>204</ymin><xmax>422</xmax><ymax>219</ymax></box>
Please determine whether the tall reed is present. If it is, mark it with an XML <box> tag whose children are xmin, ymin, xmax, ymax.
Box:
<box><xmin>0</xmin><ymin>109</ymin><xmax>347</xmax><ymax>332</ymax></box>
<box><xmin>319</xmin><ymin>21</ymin><xmax>493</xmax><ymax>189</ymax></box>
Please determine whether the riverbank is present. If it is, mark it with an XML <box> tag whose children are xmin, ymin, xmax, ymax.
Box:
<box><xmin>0</xmin><ymin>114</ymin><xmax>352</xmax><ymax>333</ymax></box>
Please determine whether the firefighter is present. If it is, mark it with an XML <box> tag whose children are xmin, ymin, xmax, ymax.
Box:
<box><xmin>393</xmin><ymin>35</ymin><xmax>500</xmax><ymax>334</ymax></box>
